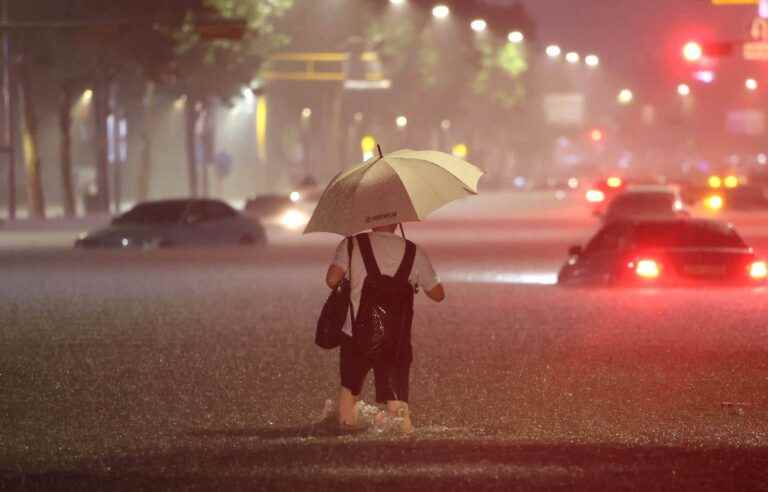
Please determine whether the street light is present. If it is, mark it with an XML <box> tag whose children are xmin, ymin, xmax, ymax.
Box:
<box><xmin>396</xmin><ymin>115</ymin><xmax>408</xmax><ymax>128</ymax></box>
<box><xmin>677</xmin><ymin>83</ymin><xmax>691</xmax><ymax>96</ymax></box>
<box><xmin>432</xmin><ymin>4</ymin><xmax>450</xmax><ymax>19</ymax></box>
<box><xmin>746</xmin><ymin>78</ymin><xmax>758</xmax><ymax>91</ymax></box>
<box><xmin>81</xmin><ymin>89</ymin><xmax>93</xmax><ymax>104</ymax></box>
<box><xmin>301</xmin><ymin>107</ymin><xmax>312</xmax><ymax>119</ymax></box>
<box><xmin>470</xmin><ymin>19</ymin><xmax>487</xmax><ymax>33</ymax></box>
<box><xmin>682</xmin><ymin>41</ymin><xmax>703</xmax><ymax>62</ymax></box>
<box><xmin>565</xmin><ymin>52</ymin><xmax>580</xmax><ymax>64</ymax></box>
<box><xmin>508</xmin><ymin>31</ymin><xmax>524</xmax><ymax>43</ymax></box>
<box><xmin>545</xmin><ymin>45</ymin><xmax>561</xmax><ymax>58</ymax></box>
<box><xmin>618</xmin><ymin>89</ymin><xmax>634</xmax><ymax>105</ymax></box>
<box><xmin>585</xmin><ymin>54</ymin><xmax>599</xmax><ymax>67</ymax></box>
<box><xmin>389</xmin><ymin>0</ymin><xmax>406</xmax><ymax>5</ymax></box>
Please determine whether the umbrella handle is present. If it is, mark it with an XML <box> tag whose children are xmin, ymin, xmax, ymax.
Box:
<box><xmin>377</xmin><ymin>144</ymin><xmax>383</xmax><ymax>158</ymax></box>
<box><xmin>399</xmin><ymin>222</ymin><xmax>406</xmax><ymax>239</ymax></box>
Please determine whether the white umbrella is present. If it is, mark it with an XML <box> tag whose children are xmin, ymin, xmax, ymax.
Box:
<box><xmin>304</xmin><ymin>148</ymin><xmax>483</xmax><ymax>236</ymax></box>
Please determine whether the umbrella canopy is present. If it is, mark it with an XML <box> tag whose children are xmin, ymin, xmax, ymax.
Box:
<box><xmin>304</xmin><ymin>149</ymin><xmax>483</xmax><ymax>236</ymax></box>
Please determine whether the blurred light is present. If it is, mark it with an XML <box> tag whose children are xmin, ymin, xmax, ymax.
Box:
<box><xmin>683</xmin><ymin>41</ymin><xmax>703</xmax><ymax>62</ymax></box>
<box><xmin>441</xmin><ymin>119</ymin><xmax>451</xmax><ymax>130</ymax></box>
<box><xmin>545</xmin><ymin>45</ymin><xmax>561</xmax><ymax>58</ymax></box>
<box><xmin>174</xmin><ymin>95</ymin><xmax>187</xmax><ymax>110</ymax></box>
<box><xmin>451</xmin><ymin>143</ymin><xmax>468</xmax><ymax>158</ymax></box>
<box><xmin>513</xmin><ymin>176</ymin><xmax>527</xmax><ymax>188</ymax></box>
<box><xmin>565</xmin><ymin>52</ymin><xmax>580</xmax><ymax>64</ymax></box>
<box><xmin>590</xmin><ymin>129</ymin><xmax>604</xmax><ymax>142</ymax></box>
<box><xmin>289</xmin><ymin>191</ymin><xmax>301</xmax><ymax>203</ymax></box>
<box><xmin>585</xmin><ymin>189</ymin><xmax>605</xmax><ymax>203</ymax></box>
<box><xmin>389</xmin><ymin>0</ymin><xmax>406</xmax><ymax>5</ymax></box>
<box><xmin>121</xmin><ymin>238</ymin><xmax>130</xmax><ymax>248</ymax></box>
<box><xmin>301</xmin><ymin>107</ymin><xmax>312</xmax><ymax>119</ymax></box>
<box><xmin>618</xmin><ymin>89</ymin><xmax>634</xmax><ymax>105</ymax></box>
<box><xmin>585</xmin><ymin>54</ymin><xmax>599</xmax><ymax>67</ymax></box>
<box><xmin>396</xmin><ymin>115</ymin><xmax>408</xmax><ymax>128</ymax></box>
<box><xmin>470</xmin><ymin>19</ymin><xmax>487</xmax><ymax>32</ymax></box>
<box><xmin>361</xmin><ymin>135</ymin><xmax>376</xmax><ymax>160</ymax></box>
<box><xmin>81</xmin><ymin>89</ymin><xmax>93</xmax><ymax>104</ymax></box>
<box><xmin>635</xmin><ymin>259</ymin><xmax>660</xmax><ymax>279</ymax></box>
<box><xmin>280</xmin><ymin>209</ymin><xmax>309</xmax><ymax>230</ymax></box>
<box><xmin>353</xmin><ymin>112</ymin><xmax>364</xmax><ymax>122</ymax></box>
<box><xmin>555</xmin><ymin>190</ymin><xmax>567</xmax><ymax>200</ymax></box>
<box><xmin>432</xmin><ymin>4</ymin><xmax>450</xmax><ymax>19</ymax></box>
<box><xmin>693</xmin><ymin>70</ymin><xmax>715</xmax><ymax>84</ymax></box>
<box><xmin>241</xmin><ymin>87</ymin><xmax>254</xmax><ymax>104</ymax></box>
<box><xmin>750</xmin><ymin>261</ymin><xmax>768</xmax><ymax>280</ymax></box>
<box><xmin>758</xmin><ymin>153</ymin><xmax>768</xmax><ymax>165</ymax></box>
<box><xmin>724</xmin><ymin>175</ymin><xmax>739</xmax><ymax>188</ymax></box>
<box><xmin>705</xmin><ymin>194</ymin><xmax>723</xmax><ymax>210</ymax></box>
<box><xmin>606</xmin><ymin>176</ymin><xmax>622</xmax><ymax>188</ymax></box>
<box><xmin>677</xmin><ymin>83</ymin><xmax>691</xmax><ymax>96</ymax></box>
<box><xmin>708</xmin><ymin>175</ymin><xmax>722</xmax><ymax>188</ymax></box>
<box><xmin>673</xmin><ymin>199</ymin><xmax>684</xmax><ymax>211</ymax></box>
<box><xmin>746</xmin><ymin>78</ymin><xmax>759</xmax><ymax>91</ymax></box>
<box><xmin>508</xmin><ymin>31</ymin><xmax>524</xmax><ymax>43</ymax></box>
<box><xmin>567</xmin><ymin>177</ymin><xmax>579</xmax><ymax>189</ymax></box>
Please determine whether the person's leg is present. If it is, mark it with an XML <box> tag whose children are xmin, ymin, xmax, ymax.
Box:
<box><xmin>373</xmin><ymin>362</ymin><xmax>413</xmax><ymax>433</ymax></box>
<box><xmin>386</xmin><ymin>400</ymin><xmax>413</xmax><ymax>434</ymax></box>
<box><xmin>339</xmin><ymin>337</ymin><xmax>370</xmax><ymax>427</ymax></box>
<box><xmin>338</xmin><ymin>386</ymin><xmax>359</xmax><ymax>426</ymax></box>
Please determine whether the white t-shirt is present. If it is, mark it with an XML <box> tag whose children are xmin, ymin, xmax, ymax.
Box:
<box><xmin>331</xmin><ymin>232</ymin><xmax>440</xmax><ymax>335</ymax></box>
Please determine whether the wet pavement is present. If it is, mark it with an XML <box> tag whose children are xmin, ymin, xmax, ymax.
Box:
<box><xmin>2</xmin><ymin>193</ymin><xmax>768</xmax><ymax>490</ymax></box>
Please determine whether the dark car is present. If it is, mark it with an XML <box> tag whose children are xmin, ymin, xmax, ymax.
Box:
<box><xmin>75</xmin><ymin>198</ymin><xmax>266</xmax><ymax>248</ymax></box>
<box><xmin>558</xmin><ymin>219</ymin><xmax>767</xmax><ymax>286</ymax></box>
<box><xmin>599</xmin><ymin>186</ymin><xmax>687</xmax><ymax>224</ymax></box>
<box><xmin>723</xmin><ymin>185</ymin><xmax>768</xmax><ymax>210</ymax></box>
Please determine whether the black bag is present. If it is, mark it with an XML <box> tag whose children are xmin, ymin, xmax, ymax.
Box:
<box><xmin>352</xmin><ymin>233</ymin><xmax>416</xmax><ymax>361</ymax></box>
<box><xmin>315</xmin><ymin>238</ymin><xmax>354</xmax><ymax>349</ymax></box>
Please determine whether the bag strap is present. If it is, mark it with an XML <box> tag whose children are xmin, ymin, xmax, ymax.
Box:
<box><xmin>355</xmin><ymin>233</ymin><xmax>381</xmax><ymax>276</ymax></box>
<box><xmin>346</xmin><ymin>236</ymin><xmax>355</xmax><ymax>325</ymax></box>
<box><xmin>394</xmin><ymin>240</ymin><xmax>416</xmax><ymax>282</ymax></box>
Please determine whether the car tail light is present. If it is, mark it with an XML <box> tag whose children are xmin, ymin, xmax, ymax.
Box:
<box><xmin>749</xmin><ymin>261</ymin><xmax>767</xmax><ymax>280</ymax></box>
<box><xmin>607</xmin><ymin>176</ymin><xmax>623</xmax><ymax>188</ymax></box>
<box><xmin>635</xmin><ymin>259</ymin><xmax>661</xmax><ymax>279</ymax></box>
<box><xmin>586</xmin><ymin>189</ymin><xmax>605</xmax><ymax>203</ymax></box>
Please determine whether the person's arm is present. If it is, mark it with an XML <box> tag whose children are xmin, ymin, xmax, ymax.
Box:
<box><xmin>425</xmin><ymin>283</ymin><xmax>445</xmax><ymax>302</ymax></box>
<box><xmin>326</xmin><ymin>265</ymin><xmax>345</xmax><ymax>289</ymax></box>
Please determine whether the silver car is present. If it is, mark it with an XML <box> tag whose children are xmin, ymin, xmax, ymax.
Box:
<box><xmin>75</xmin><ymin>198</ymin><xmax>266</xmax><ymax>248</ymax></box>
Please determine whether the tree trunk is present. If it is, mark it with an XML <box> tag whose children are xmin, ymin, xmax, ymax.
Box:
<box><xmin>59</xmin><ymin>86</ymin><xmax>75</xmax><ymax>217</ymax></box>
<box><xmin>93</xmin><ymin>78</ymin><xmax>110</xmax><ymax>213</ymax></box>
<box><xmin>184</xmin><ymin>101</ymin><xmax>199</xmax><ymax>197</ymax></box>
<box><xmin>17</xmin><ymin>59</ymin><xmax>45</xmax><ymax>218</ymax></box>
<box><xmin>136</xmin><ymin>82</ymin><xmax>154</xmax><ymax>202</ymax></box>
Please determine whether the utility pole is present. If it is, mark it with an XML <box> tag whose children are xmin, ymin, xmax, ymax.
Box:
<box><xmin>1</xmin><ymin>0</ymin><xmax>16</xmax><ymax>220</ymax></box>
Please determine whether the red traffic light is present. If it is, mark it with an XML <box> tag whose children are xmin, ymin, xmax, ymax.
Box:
<box><xmin>681</xmin><ymin>40</ymin><xmax>733</xmax><ymax>61</ymax></box>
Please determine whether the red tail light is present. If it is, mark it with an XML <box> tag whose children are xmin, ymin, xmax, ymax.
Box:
<box><xmin>749</xmin><ymin>261</ymin><xmax>767</xmax><ymax>280</ymax></box>
<box><xmin>635</xmin><ymin>259</ymin><xmax>661</xmax><ymax>279</ymax></box>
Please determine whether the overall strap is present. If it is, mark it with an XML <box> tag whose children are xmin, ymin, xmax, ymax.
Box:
<box><xmin>394</xmin><ymin>240</ymin><xmax>416</xmax><ymax>282</ymax></box>
<box><xmin>355</xmin><ymin>233</ymin><xmax>381</xmax><ymax>276</ymax></box>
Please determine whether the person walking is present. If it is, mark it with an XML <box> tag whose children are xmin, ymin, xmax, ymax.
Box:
<box><xmin>325</xmin><ymin>223</ymin><xmax>445</xmax><ymax>433</ymax></box>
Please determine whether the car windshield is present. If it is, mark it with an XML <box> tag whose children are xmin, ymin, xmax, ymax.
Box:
<box><xmin>630</xmin><ymin>221</ymin><xmax>747</xmax><ymax>249</ymax></box>
<box><xmin>113</xmin><ymin>202</ymin><xmax>189</xmax><ymax>225</ymax></box>
<box><xmin>607</xmin><ymin>192</ymin><xmax>675</xmax><ymax>214</ymax></box>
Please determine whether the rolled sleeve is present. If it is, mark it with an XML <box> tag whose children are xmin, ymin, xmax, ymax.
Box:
<box><xmin>331</xmin><ymin>238</ymin><xmax>349</xmax><ymax>272</ymax></box>
<box><xmin>414</xmin><ymin>246</ymin><xmax>440</xmax><ymax>292</ymax></box>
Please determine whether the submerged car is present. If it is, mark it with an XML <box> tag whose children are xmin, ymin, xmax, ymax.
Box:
<box><xmin>75</xmin><ymin>198</ymin><xmax>266</xmax><ymax>248</ymax></box>
<box><xmin>558</xmin><ymin>218</ymin><xmax>767</xmax><ymax>286</ymax></box>
<box><xmin>598</xmin><ymin>185</ymin><xmax>687</xmax><ymax>223</ymax></box>
<box><xmin>243</xmin><ymin>194</ymin><xmax>310</xmax><ymax>231</ymax></box>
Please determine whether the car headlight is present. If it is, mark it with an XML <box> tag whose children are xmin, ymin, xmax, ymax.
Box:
<box><xmin>279</xmin><ymin>209</ymin><xmax>309</xmax><ymax>230</ymax></box>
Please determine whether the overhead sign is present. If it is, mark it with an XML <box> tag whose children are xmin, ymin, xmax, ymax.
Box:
<box><xmin>712</xmin><ymin>0</ymin><xmax>757</xmax><ymax>4</ymax></box>
<box><xmin>743</xmin><ymin>17</ymin><xmax>768</xmax><ymax>60</ymax></box>
<box><xmin>543</xmin><ymin>93</ymin><xmax>585</xmax><ymax>127</ymax></box>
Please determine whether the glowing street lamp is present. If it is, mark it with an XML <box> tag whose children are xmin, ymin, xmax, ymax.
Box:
<box><xmin>396</xmin><ymin>115</ymin><xmax>408</xmax><ymax>128</ymax></box>
<box><xmin>545</xmin><ymin>45</ymin><xmax>561</xmax><ymax>58</ymax></box>
<box><xmin>618</xmin><ymin>89</ymin><xmax>634</xmax><ymax>105</ymax></box>
<box><xmin>432</xmin><ymin>4</ymin><xmax>450</xmax><ymax>19</ymax></box>
<box><xmin>389</xmin><ymin>0</ymin><xmax>406</xmax><ymax>5</ymax></box>
<box><xmin>682</xmin><ymin>41</ymin><xmax>703</xmax><ymax>62</ymax></box>
<box><xmin>746</xmin><ymin>78</ymin><xmax>758</xmax><ymax>91</ymax></box>
<box><xmin>470</xmin><ymin>19</ymin><xmax>487</xmax><ymax>33</ymax></box>
<box><xmin>677</xmin><ymin>83</ymin><xmax>691</xmax><ymax>96</ymax></box>
<box><xmin>81</xmin><ymin>89</ymin><xmax>93</xmax><ymax>104</ymax></box>
<box><xmin>585</xmin><ymin>54</ymin><xmax>600</xmax><ymax>67</ymax></box>
<box><xmin>508</xmin><ymin>31</ymin><xmax>524</xmax><ymax>43</ymax></box>
<box><xmin>565</xmin><ymin>52</ymin><xmax>580</xmax><ymax>64</ymax></box>
<box><xmin>301</xmin><ymin>107</ymin><xmax>312</xmax><ymax>119</ymax></box>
